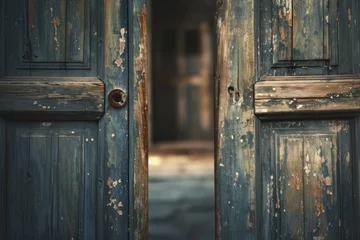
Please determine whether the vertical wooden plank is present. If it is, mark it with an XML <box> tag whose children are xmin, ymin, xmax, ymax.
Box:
<box><xmin>293</xmin><ymin>0</ymin><xmax>323</xmax><ymax>60</ymax></box>
<box><xmin>338</xmin><ymin>0</ymin><xmax>353</xmax><ymax>73</ymax></box>
<box><xmin>273</xmin><ymin>0</ymin><xmax>293</xmax><ymax>62</ymax></box>
<box><xmin>260</xmin><ymin>125</ymin><xmax>271</xmax><ymax>240</ymax></box>
<box><xmin>0</xmin><ymin>119</ymin><xmax>5</xmax><ymax>239</ymax></box>
<box><xmin>215</xmin><ymin>0</ymin><xmax>255</xmax><ymax>239</ymax></box>
<box><xmin>293</xmin><ymin>0</ymin><xmax>325</xmax><ymax>60</ymax></box>
<box><xmin>101</xmin><ymin>0</ymin><xmax>130</xmax><ymax>239</ymax></box>
<box><xmin>303</xmin><ymin>135</ymin><xmax>339</xmax><ymax>240</ymax></box>
<box><xmin>56</xmin><ymin>130</ymin><xmax>83</xmax><ymax>239</ymax></box>
<box><xmin>84</xmin><ymin>124</ymin><xmax>97</xmax><ymax>240</ymax></box>
<box><xmin>329</xmin><ymin>0</ymin><xmax>338</xmax><ymax>66</ymax></box>
<box><xmin>26</xmin><ymin>127</ymin><xmax>53</xmax><ymax>239</ymax></box>
<box><xmin>7</xmin><ymin>124</ymin><xmax>31</xmax><ymax>239</ymax></box>
<box><xmin>65</xmin><ymin>0</ymin><xmax>85</xmax><ymax>62</ymax></box>
<box><xmin>356</xmin><ymin>117</ymin><xmax>360</xmax><ymax>240</ymax></box>
<box><xmin>0</xmin><ymin>0</ymin><xmax>5</xmax><ymax>236</ymax></box>
<box><xmin>350</xmin><ymin>0</ymin><xmax>359</xmax><ymax>75</ymax></box>
<box><xmin>0</xmin><ymin>0</ymin><xmax>4</xmax><ymax>75</ymax></box>
<box><xmin>279</xmin><ymin>137</ymin><xmax>305</xmax><ymax>239</ymax></box>
<box><xmin>130</xmin><ymin>0</ymin><xmax>149</xmax><ymax>239</ymax></box>
<box><xmin>96</xmin><ymin>2</ymin><xmax>105</xmax><ymax>239</ymax></box>
<box><xmin>338</xmin><ymin>125</ymin><xmax>353</xmax><ymax>239</ymax></box>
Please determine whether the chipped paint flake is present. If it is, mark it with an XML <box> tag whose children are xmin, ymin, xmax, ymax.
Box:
<box><xmin>107</xmin><ymin>177</ymin><xmax>114</xmax><ymax>189</ymax></box>
<box><xmin>51</xmin><ymin>17</ymin><xmax>61</xmax><ymax>50</ymax></box>
<box><xmin>348</xmin><ymin>8</ymin><xmax>352</xmax><ymax>21</ymax></box>
<box><xmin>324</xmin><ymin>176</ymin><xmax>332</xmax><ymax>186</ymax></box>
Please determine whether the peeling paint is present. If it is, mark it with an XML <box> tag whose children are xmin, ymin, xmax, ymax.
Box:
<box><xmin>51</xmin><ymin>17</ymin><xmax>61</xmax><ymax>50</ymax></box>
<box><xmin>114</xmin><ymin>28</ymin><xmax>127</xmax><ymax>71</ymax></box>
<box><xmin>132</xmin><ymin>3</ymin><xmax>149</xmax><ymax>238</ymax></box>
<box><xmin>28</xmin><ymin>0</ymin><xmax>35</xmax><ymax>28</ymax></box>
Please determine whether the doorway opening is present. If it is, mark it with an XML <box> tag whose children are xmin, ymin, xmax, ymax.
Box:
<box><xmin>148</xmin><ymin>0</ymin><xmax>216</xmax><ymax>239</ymax></box>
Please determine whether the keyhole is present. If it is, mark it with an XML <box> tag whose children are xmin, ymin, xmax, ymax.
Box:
<box><xmin>113</xmin><ymin>93</ymin><xmax>124</xmax><ymax>103</ymax></box>
<box><xmin>108</xmin><ymin>89</ymin><xmax>126</xmax><ymax>108</ymax></box>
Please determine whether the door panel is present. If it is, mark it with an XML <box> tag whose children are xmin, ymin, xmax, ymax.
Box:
<box><xmin>261</xmin><ymin>121</ymin><xmax>353</xmax><ymax>239</ymax></box>
<box><xmin>6</xmin><ymin>0</ymin><xmax>98</xmax><ymax>74</ymax></box>
<box><xmin>216</xmin><ymin>0</ymin><xmax>360</xmax><ymax>239</ymax></box>
<box><xmin>6</xmin><ymin>122</ymin><xmax>97</xmax><ymax>239</ymax></box>
<box><xmin>259</xmin><ymin>0</ymin><xmax>351</xmax><ymax>74</ymax></box>
<box><xmin>0</xmin><ymin>0</ymin><xmax>148</xmax><ymax>239</ymax></box>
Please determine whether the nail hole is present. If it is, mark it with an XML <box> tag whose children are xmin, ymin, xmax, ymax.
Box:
<box><xmin>228</xmin><ymin>86</ymin><xmax>235</xmax><ymax>94</ymax></box>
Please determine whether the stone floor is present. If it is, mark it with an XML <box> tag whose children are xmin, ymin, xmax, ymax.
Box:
<box><xmin>149</xmin><ymin>142</ymin><xmax>215</xmax><ymax>240</ymax></box>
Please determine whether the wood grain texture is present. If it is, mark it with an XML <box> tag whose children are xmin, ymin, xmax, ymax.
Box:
<box><xmin>6</xmin><ymin>122</ymin><xmax>97</xmax><ymax>239</ymax></box>
<box><xmin>25</xmin><ymin>0</ymin><xmax>86</xmax><ymax>63</ymax></box>
<box><xmin>0</xmin><ymin>119</ymin><xmax>5</xmax><ymax>239</ymax></box>
<box><xmin>273</xmin><ymin>0</ymin><xmax>293</xmax><ymax>62</ymax></box>
<box><xmin>260</xmin><ymin>121</ymin><xmax>353</xmax><ymax>239</ymax></box>
<box><xmin>259</xmin><ymin>0</ymin><xmax>340</xmax><ymax>73</ymax></box>
<box><xmin>99</xmin><ymin>0</ymin><xmax>130</xmax><ymax>239</ymax></box>
<box><xmin>130</xmin><ymin>1</ymin><xmax>149</xmax><ymax>239</ymax></box>
<box><xmin>0</xmin><ymin>3</ymin><xmax>5</xmax><ymax>239</ymax></box>
<box><xmin>356</xmin><ymin>117</ymin><xmax>360</xmax><ymax>239</ymax></box>
<box><xmin>0</xmin><ymin>77</ymin><xmax>104</xmax><ymax>120</ymax></box>
<box><xmin>255</xmin><ymin>75</ymin><xmax>360</xmax><ymax>116</ymax></box>
<box><xmin>215</xmin><ymin>0</ymin><xmax>256</xmax><ymax>239</ymax></box>
<box><xmin>5</xmin><ymin>0</ymin><xmax>99</xmax><ymax>74</ymax></box>
<box><xmin>0</xmin><ymin>0</ymin><xmax>4</xmax><ymax>77</ymax></box>
<box><xmin>293</xmin><ymin>0</ymin><xmax>325</xmax><ymax>60</ymax></box>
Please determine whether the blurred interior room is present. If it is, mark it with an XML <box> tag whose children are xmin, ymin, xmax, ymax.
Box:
<box><xmin>148</xmin><ymin>0</ymin><xmax>216</xmax><ymax>239</ymax></box>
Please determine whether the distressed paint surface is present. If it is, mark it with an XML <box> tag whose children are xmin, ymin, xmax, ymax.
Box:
<box><xmin>5</xmin><ymin>0</ymin><xmax>99</xmax><ymax>75</ymax></box>
<box><xmin>293</xmin><ymin>0</ymin><xmax>326</xmax><ymax>60</ymax></box>
<box><xmin>26</xmin><ymin>0</ymin><xmax>86</xmax><ymax>62</ymax></box>
<box><xmin>0</xmin><ymin>77</ymin><xmax>104</xmax><ymax>120</ymax></box>
<box><xmin>253</xmin><ymin>0</ymin><xmax>360</xmax><ymax>239</ymax></box>
<box><xmin>215</xmin><ymin>0</ymin><xmax>255</xmax><ymax>239</ymax></box>
<box><xmin>273</xmin><ymin>0</ymin><xmax>293</xmax><ymax>62</ymax></box>
<box><xmin>0</xmin><ymin>0</ymin><xmax>4</xmax><ymax>237</ymax></box>
<box><xmin>260</xmin><ymin>0</ymin><xmax>340</xmax><ymax>73</ymax></box>
<box><xmin>254</xmin><ymin>75</ymin><xmax>360</xmax><ymax>116</ymax></box>
<box><xmin>0</xmin><ymin>119</ymin><xmax>5</xmax><ymax>240</ymax></box>
<box><xmin>0</xmin><ymin>0</ymin><xmax>146</xmax><ymax>238</ymax></box>
<box><xmin>260</xmin><ymin>121</ymin><xmax>353</xmax><ymax>239</ymax></box>
<box><xmin>100</xmin><ymin>0</ymin><xmax>130</xmax><ymax>239</ymax></box>
<box><xmin>6</xmin><ymin>122</ymin><xmax>97</xmax><ymax>239</ymax></box>
<box><xmin>130</xmin><ymin>1</ymin><xmax>149</xmax><ymax>239</ymax></box>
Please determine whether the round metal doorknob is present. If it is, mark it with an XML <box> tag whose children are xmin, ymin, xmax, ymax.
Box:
<box><xmin>108</xmin><ymin>89</ymin><xmax>126</xmax><ymax>108</ymax></box>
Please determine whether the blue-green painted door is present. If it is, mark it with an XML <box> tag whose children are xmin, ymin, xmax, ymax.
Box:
<box><xmin>215</xmin><ymin>0</ymin><xmax>360</xmax><ymax>239</ymax></box>
<box><xmin>0</xmin><ymin>0</ymin><xmax>148</xmax><ymax>239</ymax></box>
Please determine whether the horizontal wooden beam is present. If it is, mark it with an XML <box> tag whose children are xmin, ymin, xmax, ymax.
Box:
<box><xmin>254</xmin><ymin>75</ymin><xmax>360</xmax><ymax>117</ymax></box>
<box><xmin>0</xmin><ymin>77</ymin><xmax>104</xmax><ymax>120</ymax></box>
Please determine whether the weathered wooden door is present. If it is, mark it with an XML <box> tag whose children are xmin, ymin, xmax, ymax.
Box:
<box><xmin>0</xmin><ymin>0</ymin><xmax>148</xmax><ymax>239</ymax></box>
<box><xmin>216</xmin><ymin>0</ymin><xmax>360</xmax><ymax>239</ymax></box>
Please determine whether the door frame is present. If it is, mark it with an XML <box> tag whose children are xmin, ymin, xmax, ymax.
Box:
<box><xmin>129</xmin><ymin>0</ymin><xmax>149</xmax><ymax>239</ymax></box>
